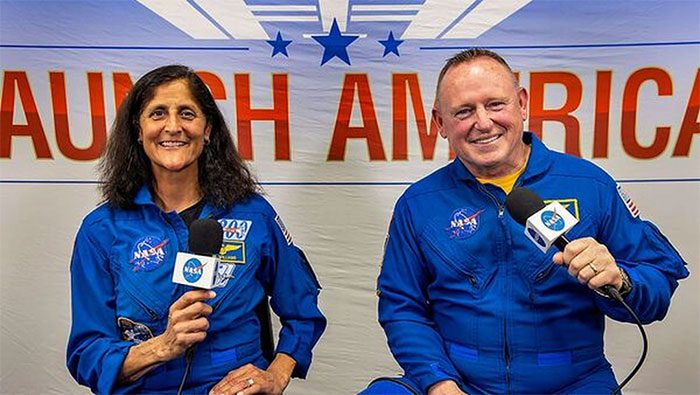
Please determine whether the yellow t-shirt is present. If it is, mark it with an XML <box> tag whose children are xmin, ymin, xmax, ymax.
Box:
<box><xmin>476</xmin><ymin>155</ymin><xmax>529</xmax><ymax>194</ymax></box>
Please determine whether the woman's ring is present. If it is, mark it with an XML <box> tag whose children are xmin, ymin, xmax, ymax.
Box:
<box><xmin>247</xmin><ymin>378</ymin><xmax>255</xmax><ymax>387</ymax></box>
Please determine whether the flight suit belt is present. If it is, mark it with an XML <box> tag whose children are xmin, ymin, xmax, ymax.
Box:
<box><xmin>445</xmin><ymin>341</ymin><xmax>604</xmax><ymax>366</ymax></box>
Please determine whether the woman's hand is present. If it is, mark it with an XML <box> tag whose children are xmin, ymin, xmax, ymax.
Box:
<box><xmin>158</xmin><ymin>289</ymin><xmax>216</xmax><ymax>360</ymax></box>
<box><xmin>156</xmin><ymin>289</ymin><xmax>215</xmax><ymax>360</ymax></box>
<box><xmin>209</xmin><ymin>354</ymin><xmax>296</xmax><ymax>395</ymax></box>
<box><xmin>118</xmin><ymin>290</ymin><xmax>215</xmax><ymax>383</ymax></box>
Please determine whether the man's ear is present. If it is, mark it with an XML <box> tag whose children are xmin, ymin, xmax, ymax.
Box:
<box><xmin>518</xmin><ymin>87</ymin><xmax>529</xmax><ymax>121</ymax></box>
<box><xmin>432</xmin><ymin>107</ymin><xmax>447</xmax><ymax>139</ymax></box>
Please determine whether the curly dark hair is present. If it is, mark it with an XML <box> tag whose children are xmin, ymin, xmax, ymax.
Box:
<box><xmin>98</xmin><ymin>64</ymin><xmax>258</xmax><ymax>208</ymax></box>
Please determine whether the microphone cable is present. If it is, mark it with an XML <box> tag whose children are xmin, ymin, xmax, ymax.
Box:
<box><xmin>176</xmin><ymin>346</ymin><xmax>196</xmax><ymax>395</ymax></box>
<box><xmin>606</xmin><ymin>288</ymin><xmax>648</xmax><ymax>395</ymax></box>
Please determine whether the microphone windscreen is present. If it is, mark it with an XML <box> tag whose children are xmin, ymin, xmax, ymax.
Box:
<box><xmin>505</xmin><ymin>187</ymin><xmax>546</xmax><ymax>226</ymax></box>
<box><xmin>189</xmin><ymin>218</ymin><xmax>223</xmax><ymax>256</ymax></box>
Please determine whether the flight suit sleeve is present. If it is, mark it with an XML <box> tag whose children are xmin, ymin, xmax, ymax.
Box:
<box><xmin>377</xmin><ymin>197</ymin><xmax>464</xmax><ymax>393</ymax></box>
<box><xmin>594</xmin><ymin>182</ymin><xmax>689</xmax><ymax>323</ymax></box>
<box><xmin>260</xmin><ymin>210</ymin><xmax>327</xmax><ymax>378</ymax></box>
<box><xmin>66</xmin><ymin>223</ymin><xmax>142</xmax><ymax>394</ymax></box>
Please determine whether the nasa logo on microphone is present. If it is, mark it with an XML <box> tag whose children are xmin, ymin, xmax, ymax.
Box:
<box><xmin>540</xmin><ymin>210</ymin><xmax>565</xmax><ymax>231</ymax></box>
<box><xmin>527</xmin><ymin>227</ymin><xmax>547</xmax><ymax>247</ymax></box>
<box><xmin>183</xmin><ymin>258</ymin><xmax>205</xmax><ymax>283</ymax></box>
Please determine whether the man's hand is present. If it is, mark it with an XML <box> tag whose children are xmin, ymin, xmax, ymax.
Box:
<box><xmin>552</xmin><ymin>237</ymin><xmax>623</xmax><ymax>291</ymax></box>
<box><xmin>428</xmin><ymin>380</ymin><xmax>466</xmax><ymax>395</ymax></box>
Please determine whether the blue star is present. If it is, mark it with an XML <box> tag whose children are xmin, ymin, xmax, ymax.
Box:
<box><xmin>266</xmin><ymin>31</ymin><xmax>292</xmax><ymax>57</ymax></box>
<box><xmin>311</xmin><ymin>19</ymin><xmax>359</xmax><ymax>66</ymax></box>
<box><xmin>379</xmin><ymin>31</ymin><xmax>404</xmax><ymax>57</ymax></box>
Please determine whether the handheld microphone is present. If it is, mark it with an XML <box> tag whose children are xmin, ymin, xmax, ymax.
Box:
<box><xmin>506</xmin><ymin>187</ymin><xmax>648</xmax><ymax>394</ymax></box>
<box><xmin>172</xmin><ymin>219</ymin><xmax>223</xmax><ymax>289</ymax></box>
<box><xmin>505</xmin><ymin>187</ymin><xmax>618</xmax><ymax>299</ymax></box>
<box><xmin>172</xmin><ymin>219</ymin><xmax>223</xmax><ymax>394</ymax></box>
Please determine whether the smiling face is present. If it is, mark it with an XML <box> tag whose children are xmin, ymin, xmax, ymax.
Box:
<box><xmin>138</xmin><ymin>79</ymin><xmax>211</xmax><ymax>181</ymax></box>
<box><xmin>433</xmin><ymin>56</ymin><xmax>529</xmax><ymax>179</ymax></box>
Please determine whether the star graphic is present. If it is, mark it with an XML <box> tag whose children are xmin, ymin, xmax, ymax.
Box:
<box><xmin>266</xmin><ymin>31</ymin><xmax>292</xmax><ymax>57</ymax></box>
<box><xmin>311</xmin><ymin>19</ymin><xmax>359</xmax><ymax>65</ymax></box>
<box><xmin>378</xmin><ymin>31</ymin><xmax>404</xmax><ymax>57</ymax></box>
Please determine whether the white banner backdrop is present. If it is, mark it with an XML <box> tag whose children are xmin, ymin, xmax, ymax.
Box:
<box><xmin>1</xmin><ymin>1</ymin><xmax>698</xmax><ymax>394</ymax></box>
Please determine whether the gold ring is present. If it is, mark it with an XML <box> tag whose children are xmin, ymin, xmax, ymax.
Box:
<box><xmin>588</xmin><ymin>263</ymin><xmax>599</xmax><ymax>275</ymax></box>
<box><xmin>247</xmin><ymin>378</ymin><xmax>255</xmax><ymax>387</ymax></box>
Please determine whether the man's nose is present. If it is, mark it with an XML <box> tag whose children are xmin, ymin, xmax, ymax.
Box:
<box><xmin>473</xmin><ymin>107</ymin><xmax>493</xmax><ymax>131</ymax></box>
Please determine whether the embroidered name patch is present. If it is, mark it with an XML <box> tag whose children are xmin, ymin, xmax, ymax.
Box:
<box><xmin>446</xmin><ymin>208</ymin><xmax>484</xmax><ymax>239</ymax></box>
<box><xmin>218</xmin><ymin>218</ymin><xmax>252</xmax><ymax>241</ymax></box>
<box><xmin>129</xmin><ymin>236</ymin><xmax>169</xmax><ymax>272</ymax></box>
<box><xmin>117</xmin><ymin>317</ymin><xmax>154</xmax><ymax>344</ymax></box>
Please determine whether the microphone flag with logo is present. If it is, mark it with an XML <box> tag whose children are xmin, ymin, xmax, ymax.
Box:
<box><xmin>172</xmin><ymin>219</ymin><xmax>223</xmax><ymax>289</ymax></box>
<box><xmin>505</xmin><ymin>187</ymin><xmax>578</xmax><ymax>253</ymax></box>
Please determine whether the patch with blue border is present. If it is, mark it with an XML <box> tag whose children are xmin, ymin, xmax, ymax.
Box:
<box><xmin>219</xmin><ymin>241</ymin><xmax>246</xmax><ymax>264</ymax></box>
<box><xmin>218</xmin><ymin>218</ymin><xmax>253</xmax><ymax>241</ymax></box>
<box><xmin>446</xmin><ymin>207</ymin><xmax>484</xmax><ymax>239</ymax></box>
<box><xmin>129</xmin><ymin>236</ymin><xmax>169</xmax><ymax>272</ymax></box>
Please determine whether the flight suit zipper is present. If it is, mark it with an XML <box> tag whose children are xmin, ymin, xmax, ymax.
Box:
<box><xmin>477</xmin><ymin>183</ymin><xmax>505</xmax><ymax>218</ymax></box>
<box><xmin>476</xmin><ymin>183</ymin><xmax>514</xmax><ymax>392</ymax></box>
<box><xmin>504</xmin><ymin>320</ymin><xmax>511</xmax><ymax>393</ymax></box>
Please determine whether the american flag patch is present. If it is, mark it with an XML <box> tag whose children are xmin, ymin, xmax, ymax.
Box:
<box><xmin>616</xmin><ymin>184</ymin><xmax>640</xmax><ymax>218</ymax></box>
<box><xmin>274</xmin><ymin>215</ymin><xmax>293</xmax><ymax>245</ymax></box>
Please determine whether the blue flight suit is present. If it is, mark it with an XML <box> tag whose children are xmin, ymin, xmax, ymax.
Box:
<box><xmin>67</xmin><ymin>187</ymin><xmax>326</xmax><ymax>394</ymax></box>
<box><xmin>376</xmin><ymin>133</ymin><xmax>689</xmax><ymax>394</ymax></box>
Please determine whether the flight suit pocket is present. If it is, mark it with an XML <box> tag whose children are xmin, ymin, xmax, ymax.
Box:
<box><xmin>421</xmin><ymin>221</ymin><xmax>496</xmax><ymax>296</ymax></box>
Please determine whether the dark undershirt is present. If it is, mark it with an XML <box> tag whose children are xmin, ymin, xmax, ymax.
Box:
<box><xmin>178</xmin><ymin>199</ymin><xmax>205</xmax><ymax>228</ymax></box>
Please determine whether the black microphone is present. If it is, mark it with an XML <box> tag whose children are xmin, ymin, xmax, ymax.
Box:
<box><xmin>172</xmin><ymin>218</ymin><xmax>223</xmax><ymax>289</ymax></box>
<box><xmin>505</xmin><ymin>187</ymin><xmax>619</xmax><ymax>299</ymax></box>
<box><xmin>189</xmin><ymin>218</ymin><xmax>224</xmax><ymax>256</ymax></box>
<box><xmin>176</xmin><ymin>219</ymin><xmax>223</xmax><ymax>395</ymax></box>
